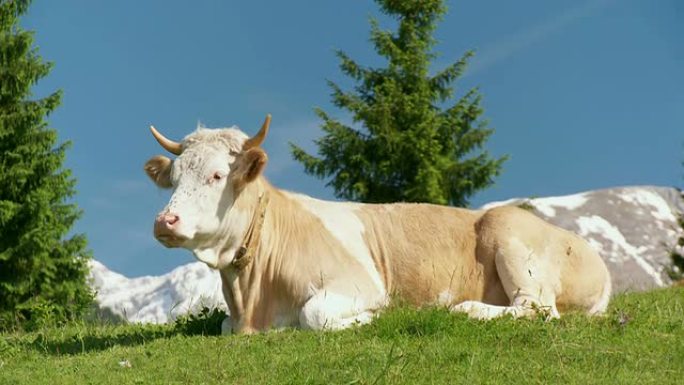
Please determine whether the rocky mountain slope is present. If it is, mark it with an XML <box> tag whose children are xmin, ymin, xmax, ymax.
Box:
<box><xmin>89</xmin><ymin>185</ymin><xmax>683</xmax><ymax>323</ymax></box>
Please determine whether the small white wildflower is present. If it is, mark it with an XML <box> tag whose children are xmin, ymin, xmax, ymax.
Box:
<box><xmin>118</xmin><ymin>359</ymin><xmax>132</xmax><ymax>368</ymax></box>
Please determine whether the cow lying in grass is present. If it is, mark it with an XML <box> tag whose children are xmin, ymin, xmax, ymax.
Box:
<box><xmin>144</xmin><ymin>115</ymin><xmax>611</xmax><ymax>334</ymax></box>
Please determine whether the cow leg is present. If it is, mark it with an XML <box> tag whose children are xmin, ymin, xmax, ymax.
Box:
<box><xmin>299</xmin><ymin>290</ymin><xmax>375</xmax><ymax>330</ymax></box>
<box><xmin>451</xmin><ymin>301</ymin><xmax>523</xmax><ymax>319</ymax></box>
<box><xmin>450</xmin><ymin>299</ymin><xmax>558</xmax><ymax>320</ymax></box>
<box><xmin>452</xmin><ymin>238</ymin><xmax>560</xmax><ymax>320</ymax></box>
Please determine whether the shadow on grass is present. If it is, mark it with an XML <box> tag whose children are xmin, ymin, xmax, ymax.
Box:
<box><xmin>21</xmin><ymin>307</ymin><xmax>227</xmax><ymax>356</ymax></box>
<box><xmin>28</xmin><ymin>326</ymin><xmax>176</xmax><ymax>355</ymax></box>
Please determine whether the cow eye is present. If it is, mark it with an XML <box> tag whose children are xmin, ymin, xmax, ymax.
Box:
<box><xmin>211</xmin><ymin>172</ymin><xmax>223</xmax><ymax>182</ymax></box>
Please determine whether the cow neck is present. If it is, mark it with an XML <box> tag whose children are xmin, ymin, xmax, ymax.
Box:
<box><xmin>231</xmin><ymin>189</ymin><xmax>269</xmax><ymax>271</ymax></box>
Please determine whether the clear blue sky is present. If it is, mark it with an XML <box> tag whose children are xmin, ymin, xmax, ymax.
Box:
<box><xmin>23</xmin><ymin>0</ymin><xmax>683</xmax><ymax>277</ymax></box>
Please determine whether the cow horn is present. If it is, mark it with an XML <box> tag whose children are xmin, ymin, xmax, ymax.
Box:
<box><xmin>243</xmin><ymin>114</ymin><xmax>271</xmax><ymax>150</ymax></box>
<box><xmin>149</xmin><ymin>125</ymin><xmax>183</xmax><ymax>155</ymax></box>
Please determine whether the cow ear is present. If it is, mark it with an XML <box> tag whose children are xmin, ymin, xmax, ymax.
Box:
<box><xmin>235</xmin><ymin>148</ymin><xmax>268</xmax><ymax>184</ymax></box>
<box><xmin>144</xmin><ymin>155</ymin><xmax>173</xmax><ymax>188</ymax></box>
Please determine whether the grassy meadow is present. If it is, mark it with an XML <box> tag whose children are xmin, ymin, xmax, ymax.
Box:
<box><xmin>1</xmin><ymin>287</ymin><xmax>682</xmax><ymax>384</ymax></box>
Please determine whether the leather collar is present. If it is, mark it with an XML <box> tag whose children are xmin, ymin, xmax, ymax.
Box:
<box><xmin>231</xmin><ymin>192</ymin><xmax>269</xmax><ymax>271</ymax></box>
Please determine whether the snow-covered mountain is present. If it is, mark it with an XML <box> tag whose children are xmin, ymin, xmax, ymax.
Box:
<box><xmin>89</xmin><ymin>185</ymin><xmax>683</xmax><ymax>324</ymax></box>
<box><xmin>89</xmin><ymin>260</ymin><xmax>224</xmax><ymax>323</ymax></box>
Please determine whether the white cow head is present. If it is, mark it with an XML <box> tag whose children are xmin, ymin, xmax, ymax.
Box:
<box><xmin>144</xmin><ymin>115</ymin><xmax>270</xmax><ymax>267</ymax></box>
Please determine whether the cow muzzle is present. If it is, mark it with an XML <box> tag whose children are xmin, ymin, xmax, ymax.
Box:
<box><xmin>154</xmin><ymin>212</ymin><xmax>188</xmax><ymax>247</ymax></box>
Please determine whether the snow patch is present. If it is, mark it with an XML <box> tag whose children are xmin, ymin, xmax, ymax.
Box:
<box><xmin>480</xmin><ymin>192</ymin><xmax>588</xmax><ymax>217</ymax></box>
<box><xmin>619</xmin><ymin>189</ymin><xmax>677</xmax><ymax>222</ymax></box>
<box><xmin>479</xmin><ymin>197</ymin><xmax>521</xmax><ymax>210</ymax></box>
<box><xmin>531</xmin><ymin>193</ymin><xmax>588</xmax><ymax>217</ymax></box>
<box><xmin>89</xmin><ymin>260</ymin><xmax>224</xmax><ymax>324</ymax></box>
<box><xmin>576</xmin><ymin>215</ymin><xmax>664</xmax><ymax>286</ymax></box>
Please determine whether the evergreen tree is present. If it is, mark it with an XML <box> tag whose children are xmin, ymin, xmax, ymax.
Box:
<box><xmin>0</xmin><ymin>0</ymin><xmax>93</xmax><ymax>330</ymax></box>
<box><xmin>291</xmin><ymin>0</ymin><xmax>506</xmax><ymax>206</ymax></box>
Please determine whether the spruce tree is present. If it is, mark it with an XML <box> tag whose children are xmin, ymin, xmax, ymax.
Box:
<box><xmin>0</xmin><ymin>0</ymin><xmax>93</xmax><ymax>329</ymax></box>
<box><xmin>291</xmin><ymin>0</ymin><xmax>506</xmax><ymax>206</ymax></box>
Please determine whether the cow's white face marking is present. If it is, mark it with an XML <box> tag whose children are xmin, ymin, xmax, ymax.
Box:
<box><xmin>165</xmin><ymin>147</ymin><xmax>236</xmax><ymax>242</ymax></box>
<box><xmin>151</xmin><ymin>127</ymin><xmax>254</xmax><ymax>267</ymax></box>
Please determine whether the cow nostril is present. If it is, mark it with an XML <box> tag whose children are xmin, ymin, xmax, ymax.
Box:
<box><xmin>164</xmin><ymin>214</ymin><xmax>180</xmax><ymax>226</ymax></box>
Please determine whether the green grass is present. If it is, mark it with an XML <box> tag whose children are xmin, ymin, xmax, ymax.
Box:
<box><xmin>1</xmin><ymin>287</ymin><xmax>683</xmax><ymax>384</ymax></box>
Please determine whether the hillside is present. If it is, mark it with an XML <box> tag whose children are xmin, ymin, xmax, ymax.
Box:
<box><xmin>89</xmin><ymin>185</ymin><xmax>683</xmax><ymax>323</ymax></box>
<box><xmin>2</xmin><ymin>287</ymin><xmax>683</xmax><ymax>384</ymax></box>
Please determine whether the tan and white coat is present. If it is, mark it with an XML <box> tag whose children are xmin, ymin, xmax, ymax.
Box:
<box><xmin>144</xmin><ymin>117</ymin><xmax>611</xmax><ymax>334</ymax></box>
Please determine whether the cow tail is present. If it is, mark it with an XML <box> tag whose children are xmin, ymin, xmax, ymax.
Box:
<box><xmin>588</xmin><ymin>274</ymin><xmax>612</xmax><ymax>315</ymax></box>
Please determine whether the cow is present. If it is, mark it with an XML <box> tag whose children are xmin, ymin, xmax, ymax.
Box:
<box><xmin>144</xmin><ymin>115</ymin><xmax>612</xmax><ymax>334</ymax></box>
